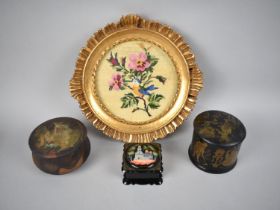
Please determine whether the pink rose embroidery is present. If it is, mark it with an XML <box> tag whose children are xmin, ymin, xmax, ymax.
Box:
<box><xmin>128</xmin><ymin>52</ymin><xmax>151</xmax><ymax>72</ymax></box>
<box><xmin>109</xmin><ymin>73</ymin><xmax>123</xmax><ymax>90</ymax></box>
<box><xmin>106</xmin><ymin>47</ymin><xmax>166</xmax><ymax>117</ymax></box>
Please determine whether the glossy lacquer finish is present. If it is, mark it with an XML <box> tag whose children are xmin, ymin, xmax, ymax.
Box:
<box><xmin>122</xmin><ymin>143</ymin><xmax>163</xmax><ymax>185</ymax></box>
<box><xmin>29</xmin><ymin>117</ymin><xmax>90</xmax><ymax>175</ymax></box>
<box><xmin>188</xmin><ymin>111</ymin><xmax>246</xmax><ymax>173</ymax></box>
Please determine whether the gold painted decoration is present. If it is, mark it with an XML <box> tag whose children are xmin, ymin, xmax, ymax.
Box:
<box><xmin>188</xmin><ymin>110</ymin><xmax>246</xmax><ymax>173</ymax></box>
<box><xmin>69</xmin><ymin>15</ymin><xmax>203</xmax><ymax>143</ymax></box>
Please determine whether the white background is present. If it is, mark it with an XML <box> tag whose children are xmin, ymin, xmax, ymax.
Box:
<box><xmin>0</xmin><ymin>0</ymin><xmax>279</xmax><ymax>210</ymax></box>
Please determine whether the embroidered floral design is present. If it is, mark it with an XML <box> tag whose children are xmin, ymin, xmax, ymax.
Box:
<box><xmin>108</xmin><ymin>73</ymin><xmax>124</xmax><ymax>90</ymax></box>
<box><xmin>107</xmin><ymin>47</ymin><xmax>167</xmax><ymax>117</ymax></box>
<box><xmin>128</xmin><ymin>52</ymin><xmax>151</xmax><ymax>72</ymax></box>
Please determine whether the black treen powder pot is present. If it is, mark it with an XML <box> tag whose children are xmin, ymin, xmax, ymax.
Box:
<box><xmin>188</xmin><ymin>110</ymin><xmax>246</xmax><ymax>173</ymax></box>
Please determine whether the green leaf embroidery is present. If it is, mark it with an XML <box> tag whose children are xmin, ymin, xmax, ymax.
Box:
<box><xmin>150</xmin><ymin>60</ymin><xmax>158</xmax><ymax>67</ymax></box>
<box><xmin>148</xmin><ymin>94</ymin><xmax>164</xmax><ymax>109</ymax></box>
<box><xmin>121</xmin><ymin>93</ymin><xmax>139</xmax><ymax>108</ymax></box>
<box><xmin>116</xmin><ymin>67</ymin><xmax>123</xmax><ymax>71</ymax></box>
<box><xmin>155</xmin><ymin>75</ymin><xmax>167</xmax><ymax>84</ymax></box>
<box><xmin>107</xmin><ymin>48</ymin><xmax>167</xmax><ymax>117</ymax></box>
<box><xmin>141</xmin><ymin>71</ymin><xmax>151</xmax><ymax>82</ymax></box>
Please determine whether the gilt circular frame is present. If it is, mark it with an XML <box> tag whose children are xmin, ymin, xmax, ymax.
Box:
<box><xmin>70</xmin><ymin>15</ymin><xmax>203</xmax><ymax>143</ymax></box>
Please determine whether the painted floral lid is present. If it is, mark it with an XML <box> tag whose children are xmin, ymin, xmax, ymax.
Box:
<box><xmin>29</xmin><ymin>117</ymin><xmax>87</xmax><ymax>158</ymax></box>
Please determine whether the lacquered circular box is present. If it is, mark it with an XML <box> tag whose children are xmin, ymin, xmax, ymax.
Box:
<box><xmin>29</xmin><ymin>117</ymin><xmax>90</xmax><ymax>175</ymax></box>
<box><xmin>189</xmin><ymin>110</ymin><xmax>246</xmax><ymax>173</ymax></box>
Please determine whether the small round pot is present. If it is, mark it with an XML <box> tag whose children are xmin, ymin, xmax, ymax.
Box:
<box><xmin>29</xmin><ymin>117</ymin><xmax>90</xmax><ymax>175</ymax></box>
<box><xmin>188</xmin><ymin>110</ymin><xmax>246</xmax><ymax>173</ymax></box>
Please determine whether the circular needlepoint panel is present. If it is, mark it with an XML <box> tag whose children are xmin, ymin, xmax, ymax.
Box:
<box><xmin>95</xmin><ymin>40</ymin><xmax>178</xmax><ymax>123</ymax></box>
<box><xmin>70</xmin><ymin>15</ymin><xmax>203</xmax><ymax>143</ymax></box>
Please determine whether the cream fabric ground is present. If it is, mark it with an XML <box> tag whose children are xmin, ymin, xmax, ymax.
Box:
<box><xmin>95</xmin><ymin>40</ymin><xmax>179</xmax><ymax>123</ymax></box>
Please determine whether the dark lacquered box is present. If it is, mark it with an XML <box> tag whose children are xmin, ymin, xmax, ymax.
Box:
<box><xmin>29</xmin><ymin>117</ymin><xmax>90</xmax><ymax>175</ymax></box>
<box><xmin>188</xmin><ymin>110</ymin><xmax>246</xmax><ymax>173</ymax></box>
<box><xmin>122</xmin><ymin>143</ymin><xmax>163</xmax><ymax>185</ymax></box>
